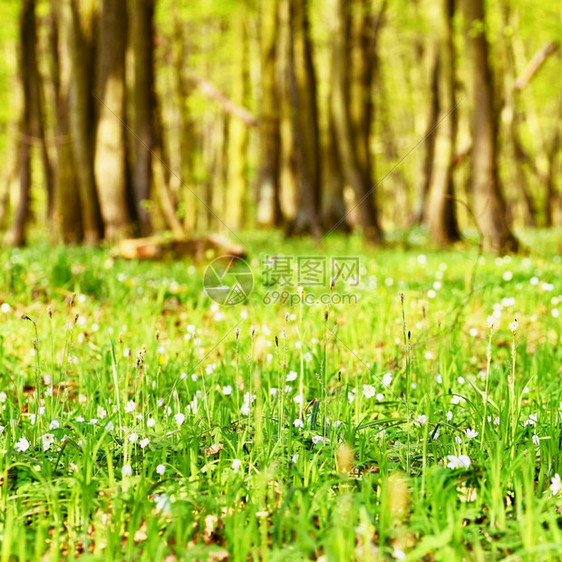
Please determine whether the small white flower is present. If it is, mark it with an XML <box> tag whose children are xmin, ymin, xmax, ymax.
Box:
<box><xmin>89</xmin><ymin>418</ymin><xmax>98</xmax><ymax>425</ymax></box>
<box><xmin>293</xmin><ymin>418</ymin><xmax>304</xmax><ymax>428</ymax></box>
<box><xmin>139</xmin><ymin>438</ymin><xmax>150</xmax><ymax>449</ymax></box>
<box><xmin>269</xmin><ymin>387</ymin><xmax>278</xmax><ymax>396</ymax></box>
<box><xmin>494</xmin><ymin>417</ymin><xmax>500</xmax><ymax>426</ymax></box>
<box><xmin>292</xmin><ymin>453</ymin><xmax>299</xmax><ymax>464</ymax></box>
<box><xmin>128</xmin><ymin>433</ymin><xmax>139</xmax><ymax>443</ymax></box>
<box><xmin>446</xmin><ymin>411</ymin><xmax>453</xmax><ymax>422</ymax></box>
<box><xmin>487</xmin><ymin>315</ymin><xmax>498</xmax><ymax>332</ymax></box>
<box><xmin>393</xmin><ymin>548</ymin><xmax>406</xmax><ymax>560</ymax></box>
<box><xmin>451</xmin><ymin>395</ymin><xmax>465</xmax><ymax>405</ymax></box>
<box><xmin>125</xmin><ymin>400</ymin><xmax>136</xmax><ymax>414</ymax></box>
<box><xmin>0</xmin><ymin>425</ymin><xmax>4</xmax><ymax>434</ymax></box>
<box><xmin>447</xmin><ymin>454</ymin><xmax>471</xmax><ymax>469</ymax></box>
<box><xmin>550</xmin><ymin>474</ymin><xmax>562</xmax><ymax>496</ymax></box>
<box><xmin>41</xmin><ymin>433</ymin><xmax>55</xmax><ymax>452</ymax></box>
<box><xmin>49</xmin><ymin>420</ymin><xmax>60</xmax><ymax>430</ymax></box>
<box><xmin>174</xmin><ymin>413</ymin><xmax>186</xmax><ymax>426</ymax></box>
<box><xmin>311</xmin><ymin>435</ymin><xmax>325</xmax><ymax>445</ymax></box>
<box><xmin>0</xmin><ymin>391</ymin><xmax>6</xmax><ymax>403</ymax></box>
<box><xmin>222</xmin><ymin>385</ymin><xmax>233</xmax><ymax>396</ymax></box>
<box><xmin>231</xmin><ymin>458</ymin><xmax>241</xmax><ymax>472</ymax></box>
<box><xmin>381</xmin><ymin>372</ymin><xmax>392</xmax><ymax>388</ymax></box>
<box><xmin>332</xmin><ymin>420</ymin><xmax>342</xmax><ymax>428</ymax></box>
<box><xmin>122</xmin><ymin>464</ymin><xmax>133</xmax><ymax>477</ymax></box>
<box><xmin>146</xmin><ymin>417</ymin><xmax>156</xmax><ymax>428</ymax></box>
<box><xmin>376</xmin><ymin>393</ymin><xmax>385</xmax><ymax>401</ymax></box>
<box><xmin>16</xmin><ymin>437</ymin><xmax>30</xmax><ymax>452</ymax></box>
<box><xmin>464</xmin><ymin>428</ymin><xmax>478</xmax><ymax>440</ymax></box>
<box><xmin>191</xmin><ymin>374</ymin><xmax>198</xmax><ymax>382</ymax></box>
<box><xmin>286</xmin><ymin>371</ymin><xmax>298</xmax><ymax>382</ymax></box>
<box><xmin>524</xmin><ymin>413</ymin><xmax>537</xmax><ymax>427</ymax></box>
<box><xmin>508</xmin><ymin>319</ymin><xmax>518</xmax><ymax>334</ymax></box>
<box><xmin>362</xmin><ymin>385</ymin><xmax>376</xmax><ymax>399</ymax></box>
<box><xmin>241</xmin><ymin>403</ymin><xmax>250</xmax><ymax>416</ymax></box>
<box><xmin>532</xmin><ymin>434</ymin><xmax>540</xmax><ymax>446</ymax></box>
<box><xmin>105</xmin><ymin>421</ymin><xmax>114</xmax><ymax>431</ymax></box>
<box><xmin>294</xmin><ymin>394</ymin><xmax>303</xmax><ymax>404</ymax></box>
<box><xmin>154</xmin><ymin>493</ymin><xmax>171</xmax><ymax>513</ymax></box>
<box><xmin>0</xmin><ymin>302</ymin><xmax>11</xmax><ymax>313</ymax></box>
<box><xmin>156</xmin><ymin>464</ymin><xmax>165</xmax><ymax>475</ymax></box>
<box><xmin>414</xmin><ymin>414</ymin><xmax>427</xmax><ymax>426</ymax></box>
<box><xmin>76</xmin><ymin>416</ymin><xmax>85</xmax><ymax>423</ymax></box>
<box><xmin>455</xmin><ymin>436</ymin><xmax>462</xmax><ymax>444</ymax></box>
<box><xmin>457</xmin><ymin>377</ymin><xmax>465</xmax><ymax>385</ymax></box>
<box><xmin>435</xmin><ymin>374</ymin><xmax>443</xmax><ymax>384</ymax></box>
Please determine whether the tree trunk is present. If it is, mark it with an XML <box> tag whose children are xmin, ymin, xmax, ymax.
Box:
<box><xmin>286</xmin><ymin>0</ymin><xmax>322</xmax><ymax>238</ymax></box>
<box><xmin>329</xmin><ymin>0</ymin><xmax>383</xmax><ymax>244</ymax></box>
<box><xmin>463</xmin><ymin>0</ymin><xmax>518</xmax><ymax>254</ymax></box>
<box><xmin>257</xmin><ymin>0</ymin><xmax>282</xmax><ymax>227</ymax></box>
<box><xmin>5</xmin><ymin>0</ymin><xmax>38</xmax><ymax>247</ymax></box>
<box><xmin>128</xmin><ymin>0</ymin><xmax>154</xmax><ymax>236</ymax></box>
<box><xmin>226</xmin><ymin>3</ymin><xmax>249</xmax><ymax>231</ymax></box>
<box><xmin>94</xmin><ymin>0</ymin><xmax>131</xmax><ymax>241</ymax></box>
<box><xmin>426</xmin><ymin>0</ymin><xmax>461</xmax><ymax>245</ymax></box>
<box><xmin>61</xmin><ymin>0</ymin><xmax>102</xmax><ymax>244</ymax></box>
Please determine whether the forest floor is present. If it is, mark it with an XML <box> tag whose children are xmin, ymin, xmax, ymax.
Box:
<box><xmin>0</xmin><ymin>229</ymin><xmax>561</xmax><ymax>561</ymax></box>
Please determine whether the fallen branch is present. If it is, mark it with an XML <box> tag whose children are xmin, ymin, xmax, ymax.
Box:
<box><xmin>190</xmin><ymin>76</ymin><xmax>258</xmax><ymax>127</ymax></box>
<box><xmin>514</xmin><ymin>42</ymin><xmax>559</xmax><ymax>91</ymax></box>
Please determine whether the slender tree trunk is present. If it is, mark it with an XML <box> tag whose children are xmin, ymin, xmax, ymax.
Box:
<box><xmin>286</xmin><ymin>0</ymin><xmax>322</xmax><ymax>238</ymax></box>
<box><xmin>226</xmin><ymin>2</ymin><xmax>249</xmax><ymax>231</ymax></box>
<box><xmin>94</xmin><ymin>0</ymin><xmax>131</xmax><ymax>241</ymax></box>
<box><xmin>257</xmin><ymin>0</ymin><xmax>282</xmax><ymax>227</ymax></box>
<box><xmin>128</xmin><ymin>0</ymin><xmax>154</xmax><ymax>236</ymax></box>
<box><xmin>463</xmin><ymin>0</ymin><xmax>518</xmax><ymax>254</ymax></box>
<box><xmin>5</xmin><ymin>0</ymin><xmax>38</xmax><ymax>246</ymax></box>
<box><xmin>426</xmin><ymin>0</ymin><xmax>461</xmax><ymax>245</ymax></box>
<box><xmin>330</xmin><ymin>0</ymin><xmax>383</xmax><ymax>244</ymax></box>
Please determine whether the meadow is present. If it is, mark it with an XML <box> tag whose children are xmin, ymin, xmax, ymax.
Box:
<box><xmin>0</xmin><ymin>229</ymin><xmax>561</xmax><ymax>561</ymax></box>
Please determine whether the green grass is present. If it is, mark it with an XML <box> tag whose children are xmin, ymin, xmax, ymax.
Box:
<box><xmin>0</xmin><ymin>230</ymin><xmax>561</xmax><ymax>561</ymax></box>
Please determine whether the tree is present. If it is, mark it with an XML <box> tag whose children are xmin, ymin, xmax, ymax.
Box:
<box><xmin>256</xmin><ymin>0</ymin><xmax>282</xmax><ymax>227</ymax></box>
<box><xmin>94</xmin><ymin>0</ymin><xmax>132</xmax><ymax>241</ymax></box>
<box><xmin>425</xmin><ymin>0</ymin><xmax>461</xmax><ymax>245</ymax></box>
<box><xmin>463</xmin><ymin>0</ymin><xmax>518</xmax><ymax>254</ymax></box>
<box><xmin>330</xmin><ymin>0</ymin><xmax>383</xmax><ymax>244</ymax></box>
<box><xmin>286</xmin><ymin>0</ymin><xmax>322</xmax><ymax>238</ymax></box>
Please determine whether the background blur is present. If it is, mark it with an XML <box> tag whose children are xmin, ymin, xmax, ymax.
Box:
<box><xmin>0</xmin><ymin>0</ymin><xmax>560</xmax><ymax>254</ymax></box>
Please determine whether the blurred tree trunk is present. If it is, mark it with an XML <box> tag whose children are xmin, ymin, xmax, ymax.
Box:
<box><xmin>128</xmin><ymin>0</ymin><xmax>154</xmax><ymax>236</ymax></box>
<box><xmin>5</xmin><ymin>0</ymin><xmax>40</xmax><ymax>246</ymax></box>
<box><xmin>330</xmin><ymin>0</ymin><xmax>383</xmax><ymax>244</ymax></box>
<box><xmin>416</xmin><ymin>51</ymin><xmax>439</xmax><ymax>226</ymax></box>
<box><xmin>257</xmin><ymin>0</ymin><xmax>282</xmax><ymax>227</ymax></box>
<box><xmin>94</xmin><ymin>0</ymin><xmax>131</xmax><ymax>241</ymax></box>
<box><xmin>226</xmin><ymin>3</ymin><xmax>249</xmax><ymax>231</ymax></box>
<box><xmin>545</xmin><ymin>95</ymin><xmax>562</xmax><ymax>226</ymax></box>
<box><xmin>501</xmin><ymin>2</ymin><xmax>536</xmax><ymax>227</ymax></box>
<box><xmin>426</xmin><ymin>0</ymin><xmax>461</xmax><ymax>245</ymax></box>
<box><xmin>61</xmin><ymin>0</ymin><xmax>102</xmax><ymax>244</ymax></box>
<box><xmin>286</xmin><ymin>0</ymin><xmax>321</xmax><ymax>238</ymax></box>
<box><xmin>463</xmin><ymin>0</ymin><xmax>518</xmax><ymax>254</ymax></box>
<box><xmin>50</xmin><ymin>0</ymin><xmax>83</xmax><ymax>243</ymax></box>
<box><xmin>172</xmin><ymin>8</ymin><xmax>196</xmax><ymax>233</ymax></box>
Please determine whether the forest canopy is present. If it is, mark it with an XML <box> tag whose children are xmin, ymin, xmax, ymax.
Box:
<box><xmin>0</xmin><ymin>0</ymin><xmax>560</xmax><ymax>254</ymax></box>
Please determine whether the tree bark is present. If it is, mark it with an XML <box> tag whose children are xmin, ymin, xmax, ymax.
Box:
<box><xmin>5</xmin><ymin>0</ymin><xmax>39</xmax><ymax>246</ymax></box>
<box><xmin>426</xmin><ymin>0</ymin><xmax>461</xmax><ymax>245</ymax></box>
<box><xmin>94</xmin><ymin>0</ymin><xmax>131</xmax><ymax>241</ymax></box>
<box><xmin>330</xmin><ymin>0</ymin><xmax>383</xmax><ymax>244</ymax></box>
<box><xmin>257</xmin><ymin>0</ymin><xmax>282</xmax><ymax>227</ymax></box>
<box><xmin>463</xmin><ymin>0</ymin><xmax>518</xmax><ymax>254</ymax></box>
<box><xmin>128</xmin><ymin>0</ymin><xmax>155</xmax><ymax>236</ymax></box>
<box><xmin>286</xmin><ymin>0</ymin><xmax>322</xmax><ymax>238</ymax></box>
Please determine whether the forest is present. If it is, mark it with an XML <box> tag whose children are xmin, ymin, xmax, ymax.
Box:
<box><xmin>0</xmin><ymin>0</ymin><xmax>560</xmax><ymax>254</ymax></box>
